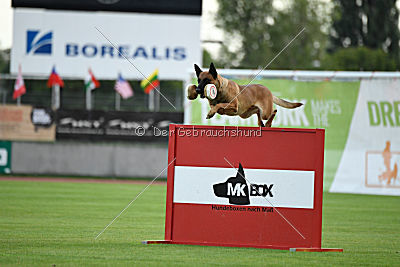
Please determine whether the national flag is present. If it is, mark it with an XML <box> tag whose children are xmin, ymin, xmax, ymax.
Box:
<box><xmin>13</xmin><ymin>65</ymin><xmax>26</xmax><ymax>99</ymax></box>
<box><xmin>47</xmin><ymin>66</ymin><xmax>64</xmax><ymax>87</ymax></box>
<box><xmin>114</xmin><ymin>73</ymin><xmax>133</xmax><ymax>99</ymax></box>
<box><xmin>85</xmin><ymin>69</ymin><xmax>100</xmax><ymax>90</ymax></box>
<box><xmin>140</xmin><ymin>69</ymin><xmax>159</xmax><ymax>94</ymax></box>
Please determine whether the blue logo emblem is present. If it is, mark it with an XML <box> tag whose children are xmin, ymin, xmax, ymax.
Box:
<box><xmin>26</xmin><ymin>30</ymin><xmax>53</xmax><ymax>55</ymax></box>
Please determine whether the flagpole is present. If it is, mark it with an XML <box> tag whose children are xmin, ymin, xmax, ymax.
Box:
<box><xmin>86</xmin><ymin>88</ymin><xmax>91</xmax><ymax>110</ymax></box>
<box><xmin>115</xmin><ymin>91</ymin><xmax>121</xmax><ymax>110</ymax></box>
<box><xmin>17</xmin><ymin>96</ymin><xmax>21</xmax><ymax>106</ymax></box>
<box><xmin>149</xmin><ymin>89</ymin><xmax>154</xmax><ymax>111</ymax></box>
<box><xmin>55</xmin><ymin>84</ymin><xmax>60</xmax><ymax>109</ymax></box>
<box><xmin>51</xmin><ymin>85</ymin><xmax>55</xmax><ymax>109</ymax></box>
<box><xmin>155</xmin><ymin>86</ymin><xmax>160</xmax><ymax>112</ymax></box>
<box><xmin>52</xmin><ymin>84</ymin><xmax>60</xmax><ymax>110</ymax></box>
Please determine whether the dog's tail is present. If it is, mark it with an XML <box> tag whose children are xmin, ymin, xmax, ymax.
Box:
<box><xmin>273</xmin><ymin>96</ymin><xmax>303</xmax><ymax>109</ymax></box>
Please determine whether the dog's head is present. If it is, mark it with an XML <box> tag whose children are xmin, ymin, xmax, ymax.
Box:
<box><xmin>194</xmin><ymin>62</ymin><xmax>219</xmax><ymax>98</ymax></box>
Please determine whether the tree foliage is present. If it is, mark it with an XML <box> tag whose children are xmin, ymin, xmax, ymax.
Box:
<box><xmin>215</xmin><ymin>0</ymin><xmax>329</xmax><ymax>69</ymax></box>
<box><xmin>202</xmin><ymin>49</ymin><xmax>214</xmax><ymax>67</ymax></box>
<box><xmin>215</xmin><ymin>0</ymin><xmax>274</xmax><ymax>68</ymax></box>
<box><xmin>329</xmin><ymin>0</ymin><xmax>400</xmax><ymax>69</ymax></box>
<box><xmin>322</xmin><ymin>47</ymin><xmax>397</xmax><ymax>71</ymax></box>
<box><xmin>0</xmin><ymin>49</ymin><xmax>10</xmax><ymax>73</ymax></box>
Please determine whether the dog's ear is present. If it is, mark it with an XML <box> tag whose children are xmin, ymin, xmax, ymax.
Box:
<box><xmin>194</xmin><ymin>64</ymin><xmax>203</xmax><ymax>78</ymax></box>
<box><xmin>236</xmin><ymin>163</ymin><xmax>245</xmax><ymax>179</ymax></box>
<box><xmin>209</xmin><ymin>62</ymin><xmax>218</xmax><ymax>79</ymax></box>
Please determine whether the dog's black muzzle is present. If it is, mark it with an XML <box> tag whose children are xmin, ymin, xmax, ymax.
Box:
<box><xmin>197</xmin><ymin>79</ymin><xmax>209</xmax><ymax>98</ymax></box>
<box><xmin>195</xmin><ymin>87</ymin><xmax>203</xmax><ymax>94</ymax></box>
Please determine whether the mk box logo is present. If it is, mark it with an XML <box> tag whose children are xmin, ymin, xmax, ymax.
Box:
<box><xmin>26</xmin><ymin>30</ymin><xmax>53</xmax><ymax>55</ymax></box>
<box><xmin>213</xmin><ymin>163</ymin><xmax>274</xmax><ymax>205</ymax></box>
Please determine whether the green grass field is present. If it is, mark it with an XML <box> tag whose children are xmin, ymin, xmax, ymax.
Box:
<box><xmin>0</xmin><ymin>180</ymin><xmax>399</xmax><ymax>266</ymax></box>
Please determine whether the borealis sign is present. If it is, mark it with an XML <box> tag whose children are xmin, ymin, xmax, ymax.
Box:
<box><xmin>11</xmin><ymin>8</ymin><xmax>201</xmax><ymax>80</ymax></box>
<box><xmin>64</xmin><ymin>43</ymin><xmax>186</xmax><ymax>61</ymax></box>
<box><xmin>25</xmin><ymin>29</ymin><xmax>186</xmax><ymax>60</ymax></box>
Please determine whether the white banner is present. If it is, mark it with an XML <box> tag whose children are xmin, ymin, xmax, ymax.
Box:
<box><xmin>330</xmin><ymin>80</ymin><xmax>400</xmax><ymax>195</ymax></box>
<box><xmin>173</xmin><ymin>165</ymin><xmax>315</xmax><ymax>209</ymax></box>
<box><xmin>11</xmin><ymin>8</ymin><xmax>201</xmax><ymax>80</ymax></box>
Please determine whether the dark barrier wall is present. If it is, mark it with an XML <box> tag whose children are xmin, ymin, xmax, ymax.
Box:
<box><xmin>11</xmin><ymin>141</ymin><xmax>168</xmax><ymax>178</ymax></box>
<box><xmin>12</xmin><ymin>0</ymin><xmax>202</xmax><ymax>15</ymax></box>
<box><xmin>56</xmin><ymin>110</ymin><xmax>183</xmax><ymax>142</ymax></box>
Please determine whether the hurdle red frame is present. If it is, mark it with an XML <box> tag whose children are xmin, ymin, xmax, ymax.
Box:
<box><xmin>145</xmin><ymin>124</ymin><xmax>342</xmax><ymax>252</ymax></box>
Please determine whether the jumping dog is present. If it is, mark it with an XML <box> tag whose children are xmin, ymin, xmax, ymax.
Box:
<box><xmin>187</xmin><ymin>63</ymin><xmax>303</xmax><ymax>127</ymax></box>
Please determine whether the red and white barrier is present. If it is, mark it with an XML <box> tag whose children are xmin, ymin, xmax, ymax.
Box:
<box><xmin>145</xmin><ymin>125</ymin><xmax>342</xmax><ymax>252</ymax></box>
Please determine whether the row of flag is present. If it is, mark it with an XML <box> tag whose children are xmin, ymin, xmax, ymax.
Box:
<box><xmin>13</xmin><ymin>65</ymin><xmax>160</xmax><ymax>100</ymax></box>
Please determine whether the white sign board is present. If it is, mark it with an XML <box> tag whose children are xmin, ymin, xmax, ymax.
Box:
<box><xmin>174</xmin><ymin>166</ymin><xmax>315</xmax><ymax>209</ymax></box>
<box><xmin>330</xmin><ymin>80</ymin><xmax>400</xmax><ymax>196</ymax></box>
<box><xmin>11</xmin><ymin>8</ymin><xmax>201</xmax><ymax>80</ymax></box>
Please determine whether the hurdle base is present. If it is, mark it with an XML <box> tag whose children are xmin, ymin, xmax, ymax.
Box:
<box><xmin>142</xmin><ymin>240</ymin><xmax>173</xmax><ymax>245</ymax></box>
<box><xmin>143</xmin><ymin>240</ymin><xmax>343</xmax><ymax>252</ymax></box>
<box><xmin>289</xmin><ymin>248</ymin><xmax>343</xmax><ymax>252</ymax></box>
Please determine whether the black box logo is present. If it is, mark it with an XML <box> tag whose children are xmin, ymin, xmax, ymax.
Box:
<box><xmin>213</xmin><ymin>163</ymin><xmax>250</xmax><ymax>205</ymax></box>
<box><xmin>213</xmin><ymin>163</ymin><xmax>274</xmax><ymax>205</ymax></box>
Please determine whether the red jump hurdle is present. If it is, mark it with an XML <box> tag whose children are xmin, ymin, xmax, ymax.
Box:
<box><xmin>144</xmin><ymin>124</ymin><xmax>343</xmax><ymax>252</ymax></box>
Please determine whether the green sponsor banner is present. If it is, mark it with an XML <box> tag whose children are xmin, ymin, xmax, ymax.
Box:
<box><xmin>330</xmin><ymin>80</ymin><xmax>400</xmax><ymax>195</ymax></box>
<box><xmin>367</xmin><ymin>101</ymin><xmax>400</xmax><ymax>127</ymax></box>
<box><xmin>0</xmin><ymin>141</ymin><xmax>12</xmax><ymax>174</ymax></box>
<box><xmin>186</xmin><ymin>79</ymin><xmax>360</xmax><ymax>190</ymax></box>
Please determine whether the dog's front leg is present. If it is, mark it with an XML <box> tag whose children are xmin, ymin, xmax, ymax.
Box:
<box><xmin>207</xmin><ymin>100</ymin><xmax>238</xmax><ymax>119</ymax></box>
<box><xmin>206</xmin><ymin>105</ymin><xmax>218</xmax><ymax>119</ymax></box>
<box><xmin>215</xmin><ymin>101</ymin><xmax>238</xmax><ymax>116</ymax></box>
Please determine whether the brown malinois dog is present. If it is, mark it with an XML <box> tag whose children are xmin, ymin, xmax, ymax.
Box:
<box><xmin>187</xmin><ymin>63</ymin><xmax>303</xmax><ymax>127</ymax></box>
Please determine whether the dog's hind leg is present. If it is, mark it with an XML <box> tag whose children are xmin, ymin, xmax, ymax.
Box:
<box><xmin>240</xmin><ymin>106</ymin><xmax>263</xmax><ymax>126</ymax></box>
<box><xmin>265</xmin><ymin>110</ymin><xmax>277</xmax><ymax>127</ymax></box>
<box><xmin>257</xmin><ymin>109</ymin><xmax>265</xmax><ymax>127</ymax></box>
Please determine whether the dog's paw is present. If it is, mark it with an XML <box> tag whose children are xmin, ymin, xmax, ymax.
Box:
<box><xmin>206</xmin><ymin>112</ymin><xmax>216</xmax><ymax>119</ymax></box>
<box><xmin>187</xmin><ymin>84</ymin><xmax>198</xmax><ymax>100</ymax></box>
